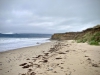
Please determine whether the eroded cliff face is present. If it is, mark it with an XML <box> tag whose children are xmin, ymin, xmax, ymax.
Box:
<box><xmin>51</xmin><ymin>32</ymin><xmax>80</xmax><ymax>40</ymax></box>
<box><xmin>51</xmin><ymin>25</ymin><xmax>100</xmax><ymax>40</ymax></box>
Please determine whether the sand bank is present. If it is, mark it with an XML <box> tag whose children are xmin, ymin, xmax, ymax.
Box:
<box><xmin>0</xmin><ymin>40</ymin><xmax>100</xmax><ymax>75</ymax></box>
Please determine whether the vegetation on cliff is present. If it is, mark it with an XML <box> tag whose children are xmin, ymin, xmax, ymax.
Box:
<box><xmin>77</xmin><ymin>32</ymin><xmax>100</xmax><ymax>45</ymax></box>
<box><xmin>76</xmin><ymin>25</ymin><xmax>100</xmax><ymax>45</ymax></box>
<box><xmin>51</xmin><ymin>25</ymin><xmax>100</xmax><ymax>45</ymax></box>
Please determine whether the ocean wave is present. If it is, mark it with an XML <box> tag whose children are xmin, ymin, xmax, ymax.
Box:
<box><xmin>0</xmin><ymin>38</ymin><xmax>50</xmax><ymax>52</ymax></box>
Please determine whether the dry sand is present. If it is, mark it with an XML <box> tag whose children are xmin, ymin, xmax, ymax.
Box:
<box><xmin>0</xmin><ymin>40</ymin><xmax>100</xmax><ymax>75</ymax></box>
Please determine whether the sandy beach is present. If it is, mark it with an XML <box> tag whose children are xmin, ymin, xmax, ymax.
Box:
<box><xmin>0</xmin><ymin>40</ymin><xmax>100</xmax><ymax>75</ymax></box>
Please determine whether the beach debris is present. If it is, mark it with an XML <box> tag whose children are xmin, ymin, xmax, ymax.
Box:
<box><xmin>29</xmin><ymin>62</ymin><xmax>34</xmax><ymax>67</ymax></box>
<box><xmin>28</xmin><ymin>69</ymin><xmax>32</xmax><ymax>72</ymax></box>
<box><xmin>33</xmin><ymin>64</ymin><xmax>41</xmax><ymax>68</ymax></box>
<box><xmin>23</xmin><ymin>72</ymin><xmax>36</xmax><ymax>75</ymax></box>
<box><xmin>54</xmin><ymin>71</ymin><xmax>57</xmax><ymax>73</ymax></box>
<box><xmin>43</xmin><ymin>60</ymin><xmax>48</xmax><ymax>63</ymax></box>
<box><xmin>36</xmin><ymin>55</ymin><xmax>43</xmax><ymax>58</ymax></box>
<box><xmin>44</xmin><ymin>53</ymin><xmax>49</xmax><ymax>56</ymax></box>
<box><xmin>26</xmin><ymin>69</ymin><xmax>33</xmax><ymax>75</ymax></box>
<box><xmin>19</xmin><ymin>42</ymin><xmax>65</xmax><ymax>75</ymax></box>
<box><xmin>22</xmin><ymin>65</ymin><xmax>30</xmax><ymax>68</ymax></box>
<box><xmin>58</xmin><ymin>52</ymin><xmax>66</xmax><ymax>54</ymax></box>
<box><xmin>39</xmin><ymin>59</ymin><xmax>48</xmax><ymax>63</ymax></box>
<box><xmin>87</xmin><ymin>58</ymin><xmax>91</xmax><ymax>60</ymax></box>
<box><xmin>42</xmin><ymin>56</ymin><xmax>47</xmax><ymax>59</ymax></box>
<box><xmin>19</xmin><ymin>63</ymin><xmax>27</xmax><ymax>66</ymax></box>
<box><xmin>92</xmin><ymin>63</ymin><xmax>99</xmax><ymax>67</ymax></box>
<box><xmin>86</xmin><ymin>58</ymin><xmax>92</xmax><ymax>64</ymax></box>
<box><xmin>32</xmin><ymin>55</ymin><xmax>42</xmax><ymax>58</ymax></box>
<box><xmin>60</xmin><ymin>67</ymin><xmax>64</xmax><ymax>69</ymax></box>
<box><xmin>85</xmin><ymin>55</ymin><xmax>89</xmax><ymax>57</ymax></box>
<box><xmin>31</xmin><ymin>72</ymin><xmax>36</xmax><ymax>75</ymax></box>
<box><xmin>48</xmin><ymin>42</ymin><xmax>62</xmax><ymax>53</ymax></box>
<box><xmin>66</xmin><ymin>50</ymin><xmax>69</xmax><ymax>52</ymax></box>
<box><xmin>56</xmin><ymin>58</ymin><xmax>62</xmax><ymax>59</ymax></box>
<box><xmin>37</xmin><ymin>64</ymin><xmax>41</xmax><ymax>68</ymax></box>
<box><xmin>26</xmin><ymin>58</ymin><xmax>30</xmax><ymax>60</ymax></box>
<box><xmin>57</xmin><ymin>64</ymin><xmax>59</xmax><ymax>65</ymax></box>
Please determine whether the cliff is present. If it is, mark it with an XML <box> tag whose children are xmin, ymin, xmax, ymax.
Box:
<box><xmin>51</xmin><ymin>25</ymin><xmax>100</xmax><ymax>45</ymax></box>
<box><xmin>51</xmin><ymin>32</ymin><xmax>80</xmax><ymax>40</ymax></box>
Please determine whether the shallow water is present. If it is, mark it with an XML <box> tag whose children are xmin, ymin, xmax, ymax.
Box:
<box><xmin>0</xmin><ymin>38</ymin><xmax>50</xmax><ymax>52</ymax></box>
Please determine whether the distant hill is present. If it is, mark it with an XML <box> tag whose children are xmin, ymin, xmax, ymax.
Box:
<box><xmin>0</xmin><ymin>33</ymin><xmax>52</xmax><ymax>38</ymax></box>
<box><xmin>51</xmin><ymin>25</ymin><xmax>100</xmax><ymax>45</ymax></box>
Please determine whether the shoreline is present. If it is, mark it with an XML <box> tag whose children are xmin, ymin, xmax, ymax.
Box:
<box><xmin>0</xmin><ymin>40</ymin><xmax>100</xmax><ymax>75</ymax></box>
<box><xmin>0</xmin><ymin>40</ymin><xmax>52</xmax><ymax>53</ymax></box>
<box><xmin>0</xmin><ymin>37</ymin><xmax>51</xmax><ymax>53</ymax></box>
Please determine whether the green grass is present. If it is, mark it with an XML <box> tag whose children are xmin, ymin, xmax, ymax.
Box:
<box><xmin>76</xmin><ymin>32</ymin><xmax>100</xmax><ymax>45</ymax></box>
<box><xmin>77</xmin><ymin>39</ymin><xmax>87</xmax><ymax>43</ymax></box>
<box><xmin>88</xmin><ymin>40</ymin><xmax>99</xmax><ymax>45</ymax></box>
<box><xmin>88</xmin><ymin>32</ymin><xmax>100</xmax><ymax>45</ymax></box>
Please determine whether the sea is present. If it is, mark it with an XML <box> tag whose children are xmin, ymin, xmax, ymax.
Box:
<box><xmin>0</xmin><ymin>33</ymin><xmax>52</xmax><ymax>52</ymax></box>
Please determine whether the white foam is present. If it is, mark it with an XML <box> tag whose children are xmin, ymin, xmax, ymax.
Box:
<box><xmin>0</xmin><ymin>38</ymin><xmax>50</xmax><ymax>52</ymax></box>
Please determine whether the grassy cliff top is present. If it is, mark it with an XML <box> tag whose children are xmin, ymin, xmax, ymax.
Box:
<box><xmin>93</xmin><ymin>24</ymin><xmax>100</xmax><ymax>28</ymax></box>
<box><xmin>76</xmin><ymin>25</ymin><xmax>100</xmax><ymax>45</ymax></box>
<box><xmin>51</xmin><ymin>24</ymin><xmax>100</xmax><ymax>45</ymax></box>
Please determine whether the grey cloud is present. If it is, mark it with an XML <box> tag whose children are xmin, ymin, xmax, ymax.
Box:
<box><xmin>0</xmin><ymin>0</ymin><xmax>100</xmax><ymax>33</ymax></box>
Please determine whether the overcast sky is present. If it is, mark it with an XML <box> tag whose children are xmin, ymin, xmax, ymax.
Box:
<box><xmin>0</xmin><ymin>0</ymin><xmax>100</xmax><ymax>34</ymax></box>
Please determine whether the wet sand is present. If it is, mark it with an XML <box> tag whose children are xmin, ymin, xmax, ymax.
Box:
<box><xmin>0</xmin><ymin>40</ymin><xmax>100</xmax><ymax>75</ymax></box>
